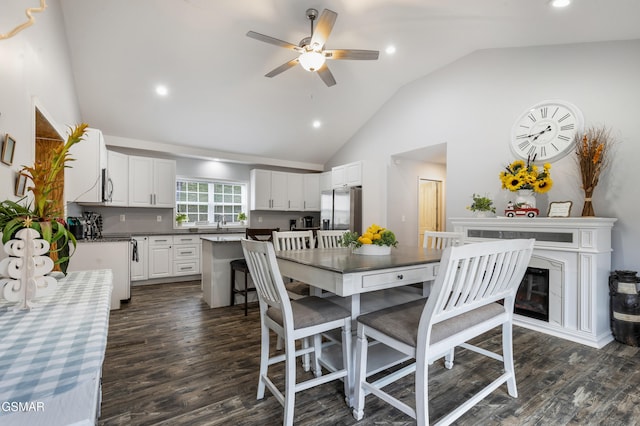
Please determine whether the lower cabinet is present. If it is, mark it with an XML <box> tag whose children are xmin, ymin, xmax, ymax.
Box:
<box><xmin>173</xmin><ymin>235</ymin><xmax>201</xmax><ymax>276</ymax></box>
<box><xmin>131</xmin><ymin>236</ymin><xmax>148</xmax><ymax>281</ymax></box>
<box><xmin>132</xmin><ymin>234</ymin><xmax>201</xmax><ymax>282</ymax></box>
<box><xmin>148</xmin><ymin>236</ymin><xmax>173</xmax><ymax>279</ymax></box>
<box><xmin>67</xmin><ymin>240</ymin><xmax>131</xmax><ymax>310</ymax></box>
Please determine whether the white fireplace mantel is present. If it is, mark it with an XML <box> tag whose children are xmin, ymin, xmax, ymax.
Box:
<box><xmin>450</xmin><ymin>217</ymin><xmax>617</xmax><ymax>348</ymax></box>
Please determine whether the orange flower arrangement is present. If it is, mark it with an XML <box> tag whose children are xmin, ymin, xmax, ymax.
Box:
<box><xmin>575</xmin><ymin>126</ymin><xmax>613</xmax><ymax>216</ymax></box>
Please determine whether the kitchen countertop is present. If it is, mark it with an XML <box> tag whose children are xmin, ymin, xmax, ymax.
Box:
<box><xmin>97</xmin><ymin>228</ymin><xmax>248</xmax><ymax>240</ymax></box>
<box><xmin>75</xmin><ymin>236</ymin><xmax>133</xmax><ymax>243</ymax></box>
<box><xmin>200</xmin><ymin>234</ymin><xmax>244</xmax><ymax>243</ymax></box>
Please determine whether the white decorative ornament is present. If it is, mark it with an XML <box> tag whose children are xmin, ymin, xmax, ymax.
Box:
<box><xmin>0</xmin><ymin>228</ymin><xmax>56</xmax><ymax>310</ymax></box>
<box><xmin>510</xmin><ymin>99</ymin><xmax>584</xmax><ymax>162</ymax></box>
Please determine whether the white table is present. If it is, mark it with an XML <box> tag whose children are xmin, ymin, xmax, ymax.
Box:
<box><xmin>276</xmin><ymin>246</ymin><xmax>442</xmax><ymax>394</ymax></box>
<box><xmin>276</xmin><ymin>246</ymin><xmax>442</xmax><ymax>319</ymax></box>
<box><xmin>0</xmin><ymin>269</ymin><xmax>113</xmax><ymax>425</ymax></box>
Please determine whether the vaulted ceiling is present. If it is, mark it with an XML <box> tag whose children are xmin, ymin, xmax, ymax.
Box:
<box><xmin>59</xmin><ymin>0</ymin><xmax>640</xmax><ymax>168</ymax></box>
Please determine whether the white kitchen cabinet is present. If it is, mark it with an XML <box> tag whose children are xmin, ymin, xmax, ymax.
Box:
<box><xmin>128</xmin><ymin>156</ymin><xmax>176</xmax><ymax>207</ymax></box>
<box><xmin>130</xmin><ymin>236</ymin><xmax>148</xmax><ymax>281</ymax></box>
<box><xmin>148</xmin><ymin>235</ymin><xmax>173</xmax><ymax>279</ymax></box>
<box><xmin>320</xmin><ymin>171</ymin><xmax>332</xmax><ymax>192</ymax></box>
<box><xmin>250</xmin><ymin>169</ymin><xmax>321</xmax><ymax>211</ymax></box>
<box><xmin>332</xmin><ymin>161</ymin><xmax>363</xmax><ymax>188</ymax></box>
<box><xmin>67</xmin><ymin>240</ymin><xmax>131</xmax><ymax>310</ymax></box>
<box><xmin>107</xmin><ymin>150</ymin><xmax>129</xmax><ymax>206</ymax></box>
<box><xmin>65</xmin><ymin>128</ymin><xmax>107</xmax><ymax>204</ymax></box>
<box><xmin>250</xmin><ymin>169</ymin><xmax>287</xmax><ymax>210</ymax></box>
<box><xmin>303</xmin><ymin>173</ymin><xmax>321</xmax><ymax>211</ymax></box>
<box><xmin>173</xmin><ymin>235</ymin><xmax>200</xmax><ymax>276</ymax></box>
<box><xmin>286</xmin><ymin>173</ymin><xmax>303</xmax><ymax>210</ymax></box>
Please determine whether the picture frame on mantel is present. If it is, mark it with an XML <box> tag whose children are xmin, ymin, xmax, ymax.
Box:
<box><xmin>548</xmin><ymin>201</ymin><xmax>572</xmax><ymax>217</ymax></box>
<box><xmin>1</xmin><ymin>134</ymin><xmax>16</xmax><ymax>165</ymax></box>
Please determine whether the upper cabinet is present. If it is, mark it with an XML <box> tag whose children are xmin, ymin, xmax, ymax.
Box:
<box><xmin>303</xmin><ymin>174</ymin><xmax>321</xmax><ymax>211</ymax></box>
<box><xmin>250</xmin><ymin>169</ymin><xmax>321</xmax><ymax>211</ymax></box>
<box><xmin>250</xmin><ymin>169</ymin><xmax>286</xmax><ymax>210</ymax></box>
<box><xmin>320</xmin><ymin>171</ymin><xmax>332</xmax><ymax>192</ymax></box>
<box><xmin>107</xmin><ymin>150</ymin><xmax>128</xmax><ymax>206</ymax></box>
<box><xmin>332</xmin><ymin>161</ymin><xmax>362</xmax><ymax>188</ymax></box>
<box><xmin>128</xmin><ymin>156</ymin><xmax>176</xmax><ymax>208</ymax></box>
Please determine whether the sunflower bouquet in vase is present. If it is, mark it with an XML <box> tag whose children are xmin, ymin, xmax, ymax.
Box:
<box><xmin>499</xmin><ymin>155</ymin><xmax>553</xmax><ymax>210</ymax></box>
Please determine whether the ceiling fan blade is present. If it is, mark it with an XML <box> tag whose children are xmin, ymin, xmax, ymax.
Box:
<box><xmin>265</xmin><ymin>58</ymin><xmax>299</xmax><ymax>78</ymax></box>
<box><xmin>317</xmin><ymin>63</ymin><xmax>336</xmax><ymax>87</ymax></box>
<box><xmin>324</xmin><ymin>49</ymin><xmax>380</xmax><ymax>60</ymax></box>
<box><xmin>246</xmin><ymin>31</ymin><xmax>300</xmax><ymax>51</ymax></box>
<box><xmin>310</xmin><ymin>9</ymin><xmax>337</xmax><ymax>49</ymax></box>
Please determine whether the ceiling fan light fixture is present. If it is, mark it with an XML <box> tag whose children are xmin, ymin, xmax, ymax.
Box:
<box><xmin>299</xmin><ymin>50</ymin><xmax>325</xmax><ymax>72</ymax></box>
<box><xmin>550</xmin><ymin>0</ymin><xmax>571</xmax><ymax>8</ymax></box>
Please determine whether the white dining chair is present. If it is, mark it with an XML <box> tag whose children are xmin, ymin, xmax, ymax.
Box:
<box><xmin>272</xmin><ymin>230</ymin><xmax>315</xmax><ymax>299</ymax></box>
<box><xmin>316</xmin><ymin>229</ymin><xmax>348</xmax><ymax>248</ymax></box>
<box><xmin>422</xmin><ymin>231</ymin><xmax>464</xmax><ymax>250</ymax></box>
<box><xmin>352</xmin><ymin>238</ymin><xmax>534</xmax><ymax>426</ymax></box>
<box><xmin>241</xmin><ymin>239</ymin><xmax>352</xmax><ymax>426</ymax></box>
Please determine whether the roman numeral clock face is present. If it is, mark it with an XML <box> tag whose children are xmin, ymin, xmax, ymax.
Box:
<box><xmin>510</xmin><ymin>100</ymin><xmax>584</xmax><ymax>162</ymax></box>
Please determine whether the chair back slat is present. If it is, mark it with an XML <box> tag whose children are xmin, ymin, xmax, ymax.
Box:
<box><xmin>423</xmin><ymin>231</ymin><xmax>464</xmax><ymax>250</ymax></box>
<box><xmin>272</xmin><ymin>230</ymin><xmax>315</xmax><ymax>251</ymax></box>
<box><xmin>241</xmin><ymin>239</ymin><xmax>289</xmax><ymax>313</ymax></box>
<box><xmin>316</xmin><ymin>230</ymin><xmax>348</xmax><ymax>248</ymax></box>
<box><xmin>419</xmin><ymin>239</ymin><xmax>534</xmax><ymax>335</ymax></box>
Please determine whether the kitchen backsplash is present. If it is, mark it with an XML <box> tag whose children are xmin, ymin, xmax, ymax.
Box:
<box><xmin>68</xmin><ymin>204</ymin><xmax>320</xmax><ymax>235</ymax></box>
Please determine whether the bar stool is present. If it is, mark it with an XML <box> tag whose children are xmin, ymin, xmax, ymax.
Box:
<box><xmin>230</xmin><ymin>228</ymin><xmax>279</xmax><ymax>315</ymax></box>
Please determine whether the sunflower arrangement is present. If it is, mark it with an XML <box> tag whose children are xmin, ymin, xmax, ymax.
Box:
<box><xmin>340</xmin><ymin>224</ymin><xmax>398</xmax><ymax>249</ymax></box>
<box><xmin>499</xmin><ymin>156</ymin><xmax>553</xmax><ymax>194</ymax></box>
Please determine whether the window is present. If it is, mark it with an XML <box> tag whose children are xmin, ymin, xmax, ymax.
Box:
<box><xmin>176</xmin><ymin>179</ymin><xmax>247</xmax><ymax>224</ymax></box>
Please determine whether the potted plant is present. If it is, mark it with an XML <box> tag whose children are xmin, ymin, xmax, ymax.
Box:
<box><xmin>466</xmin><ymin>193</ymin><xmax>496</xmax><ymax>217</ymax></box>
<box><xmin>0</xmin><ymin>123</ymin><xmax>89</xmax><ymax>273</ymax></box>
<box><xmin>237</xmin><ymin>212</ymin><xmax>247</xmax><ymax>225</ymax></box>
<box><xmin>340</xmin><ymin>223</ymin><xmax>398</xmax><ymax>255</ymax></box>
<box><xmin>175</xmin><ymin>212</ymin><xmax>188</xmax><ymax>226</ymax></box>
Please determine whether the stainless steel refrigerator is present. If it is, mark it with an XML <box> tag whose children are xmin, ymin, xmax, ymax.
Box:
<box><xmin>320</xmin><ymin>187</ymin><xmax>362</xmax><ymax>234</ymax></box>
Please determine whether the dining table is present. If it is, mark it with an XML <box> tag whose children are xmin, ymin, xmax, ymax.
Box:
<box><xmin>275</xmin><ymin>245</ymin><xmax>443</xmax><ymax>402</ymax></box>
<box><xmin>275</xmin><ymin>245</ymin><xmax>442</xmax><ymax>319</ymax></box>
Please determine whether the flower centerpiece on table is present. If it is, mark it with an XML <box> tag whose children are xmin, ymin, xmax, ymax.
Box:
<box><xmin>0</xmin><ymin>123</ymin><xmax>89</xmax><ymax>273</ymax></box>
<box><xmin>575</xmin><ymin>126</ymin><xmax>613</xmax><ymax>216</ymax></box>
<box><xmin>340</xmin><ymin>224</ymin><xmax>398</xmax><ymax>255</ymax></box>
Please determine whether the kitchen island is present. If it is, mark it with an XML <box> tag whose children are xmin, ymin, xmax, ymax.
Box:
<box><xmin>200</xmin><ymin>234</ymin><xmax>244</xmax><ymax>308</ymax></box>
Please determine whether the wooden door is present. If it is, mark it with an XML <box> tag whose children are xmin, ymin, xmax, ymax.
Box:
<box><xmin>418</xmin><ymin>179</ymin><xmax>443</xmax><ymax>247</ymax></box>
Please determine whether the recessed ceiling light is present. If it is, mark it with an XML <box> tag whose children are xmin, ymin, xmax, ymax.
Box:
<box><xmin>385</xmin><ymin>45</ymin><xmax>396</xmax><ymax>55</ymax></box>
<box><xmin>550</xmin><ymin>0</ymin><xmax>571</xmax><ymax>8</ymax></box>
<box><xmin>312</xmin><ymin>120</ymin><xmax>321</xmax><ymax>129</ymax></box>
<box><xmin>155</xmin><ymin>85</ymin><xmax>169</xmax><ymax>96</ymax></box>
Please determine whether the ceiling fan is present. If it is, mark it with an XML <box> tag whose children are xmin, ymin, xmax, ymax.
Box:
<box><xmin>247</xmin><ymin>8</ymin><xmax>379</xmax><ymax>87</ymax></box>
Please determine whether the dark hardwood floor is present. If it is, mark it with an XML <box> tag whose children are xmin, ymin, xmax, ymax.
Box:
<box><xmin>99</xmin><ymin>281</ymin><xmax>640</xmax><ymax>426</ymax></box>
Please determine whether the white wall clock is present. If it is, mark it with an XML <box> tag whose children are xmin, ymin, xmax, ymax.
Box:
<box><xmin>510</xmin><ymin>99</ymin><xmax>584</xmax><ymax>162</ymax></box>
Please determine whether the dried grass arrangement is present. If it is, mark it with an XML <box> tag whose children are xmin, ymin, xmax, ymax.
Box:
<box><xmin>575</xmin><ymin>126</ymin><xmax>614</xmax><ymax>216</ymax></box>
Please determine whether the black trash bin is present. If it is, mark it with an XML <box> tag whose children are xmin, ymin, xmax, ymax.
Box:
<box><xmin>609</xmin><ymin>270</ymin><xmax>640</xmax><ymax>346</ymax></box>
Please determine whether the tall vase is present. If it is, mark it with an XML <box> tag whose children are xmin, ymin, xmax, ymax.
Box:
<box><xmin>515</xmin><ymin>189</ymin><xmax>536</xmax><ymax>208</ymax></box>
